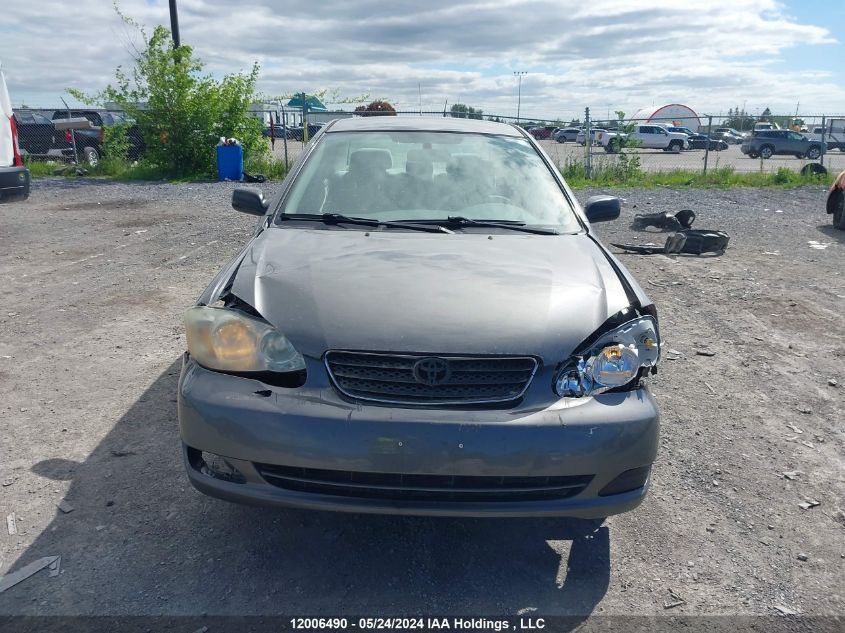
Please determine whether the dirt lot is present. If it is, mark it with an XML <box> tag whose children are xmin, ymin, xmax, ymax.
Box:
<box><xmin>0</xmin><ymin>179</ymin><xmax>843</xmax><ymax>623</ymax></box>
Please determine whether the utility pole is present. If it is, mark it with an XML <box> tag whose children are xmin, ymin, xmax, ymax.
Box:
<box><xmin>513</xmin><ymin>71</ymin><xmax>527</xmax><ymax>122</ymax></box>
<box><xmin>168</xmin><ymin>0</ymin><xmax>181</xmax><ymax>48</ymax></box>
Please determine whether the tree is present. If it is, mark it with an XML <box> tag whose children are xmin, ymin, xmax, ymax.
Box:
<box><xmin>70</xmin><ymin>18</ymin><xmax>265</xmax><ymax>178</ymax></box>
<box><xmin>450</xmin><ymin>103</ymin><xmax>483</xmax><ymax>120</ymax></box>
<box><xmin>354</xmin><ymin>101</ymin><xmax>397</xmax><ymax>116</ymax></box>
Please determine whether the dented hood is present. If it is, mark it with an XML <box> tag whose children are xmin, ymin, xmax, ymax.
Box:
<box><xmin>230</xmin><ymin>228</ymin><xmax>631</xmax><ymax>363</ymax></box>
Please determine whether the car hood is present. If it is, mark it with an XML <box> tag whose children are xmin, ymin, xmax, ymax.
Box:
<box><xmin>229</xmin><ymin>228</ymin><xmax>633</xmax><ymax>363</ymax></box>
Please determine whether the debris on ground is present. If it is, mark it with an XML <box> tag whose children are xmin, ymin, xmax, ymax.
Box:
<box><xmin>782</xmin><ymin>471</ymin><xmax>799</xmax><ymax>480</ymax></box>
<box><xmin>798</xmin><ymin>499</ymin><xmax>820</xmax><ymax>510</ymax></box>
<box><xmin>828</xmin><ymin>378</ymin><xmax>838</xmax><ymax>387</ymax></box>
<box><xmin>6</xmin><ymin>513</ymin><xmax>17</xmax><ymax>535</ymax></box>
<box><xmin>665</xmin><ymin>349</ymin><xmax>683</xmax><ymax>360</ymax></box>
<box><xmin>695</xmin><ymin>349</ymin><xmax>716</xmax><ymax>357</ymax></box>
<box><xmin>773</xmin><ymin>604</ymin><xmax>798</xmax><ymax>616</ymax></box>
<box><xmin>56</xmin><ymin>499</ymin><xmax>74</xmax><ymax>514</ymax></box>
<box><xmin>632</xmin><ymin>209</ymin><xmax>696</xmax><ymax>231</ymax></box>
<box><xmin>613</xmin><ymin>229</ymin><xmax>729</xmax><ymax>256</ymax></box>
<box><xmin>110</xmin><ymin>449</ymin><xmax>137</xmax><ymax>458</ymax></box>
<box><xmin>663</xmin><ymin>587</ymin><xmax>686</xmax><ymax>609</ymax></box>
<box><xmin>797</xmin><ymin>406</ymin><xmax>813</xmax><ymax>415</ymax></box>
<box><xmin>786</xmin><ymin>424</ymin><xmax>804</xmax><ymax>434</ymax></box>
<box><xmin>0</xmin><ymin>556</ymin><xmax>61</xmax><ymax>594</ymax></box>
<box><xmin>797</xmin><ymin>553</ymin><xmax>809</xmax><ymax>562</ymax></box>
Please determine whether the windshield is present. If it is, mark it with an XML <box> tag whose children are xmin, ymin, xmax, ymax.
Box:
<box><xmin>277</xmin><ymin>130</ymin><xmax>580</xmax><ymax>230</ymax></box>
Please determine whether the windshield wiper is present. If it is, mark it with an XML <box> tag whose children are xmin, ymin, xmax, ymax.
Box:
<box><xmin>408</xmin><ymin>216</ymin><xmax>559</xmax><ymax>235</ymax></box>
<box><xmin>279</xmin><ymin>213</ymin><xmax>453</xmax><ymax>234</ymax></box>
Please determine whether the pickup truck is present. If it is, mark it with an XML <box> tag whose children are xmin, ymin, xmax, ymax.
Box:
<box><xmin>597</xmin><ymin>124</ymin><xmax>689</xmax><ymax>153</ymax></box>
<box><xmin>51</xmin><ymin>110</ymin><xmax>145</xmax><ymax>165</ymax></box>
<box><xmin>806</xmin><ymin>119</ymin><xmax>845</xmax><ymax>151</ymax></box>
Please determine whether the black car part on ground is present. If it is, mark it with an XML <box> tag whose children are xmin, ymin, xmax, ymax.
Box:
<box><xmin>828</xmin><ymin>187</ymin><xmax>845</xmax><ymax>230</ymax></box>
<box><xmin>612</xmin><ymin>229</ymin><xmax>729</xmax><ymax>256</ymax></box>
<box><xmin>801</xmin><ymin>163</ymin><xmax>827</xmax><ymax>177</ymax></box>
<box><xmin>631</xmin><ymin>209</ymin><xmax>695</xmax><ymax>231</ymax></box>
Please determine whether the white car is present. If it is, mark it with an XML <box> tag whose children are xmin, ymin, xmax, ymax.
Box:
<box><xmin>597</xmin><ymin>124</ymin><xmax>689</xmax><ymax>153</ymax></box>
<box><xmin>0</xmin><ymin>67</ymin><xmax>30</xmax><ymax>202</ymax></box>
<box><xmin>554</xmin><ymin>127</ymin><xmax>581</xmax><ymax>143</ymax></box>
<box><xmin>575</xmin><ymin>128</ymin><xmax>606</xmax><ymax>145</ymax></box>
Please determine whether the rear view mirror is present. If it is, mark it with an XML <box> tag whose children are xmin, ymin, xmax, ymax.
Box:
<box><xmin>584</xmin><ymin>195</ymin><xmax>621</xmax><ymax>223</ymax></box>
<box><xmin>232</xmin><ymin>188</ymin><xmax>269</xmax><ymax>216</ymax></box>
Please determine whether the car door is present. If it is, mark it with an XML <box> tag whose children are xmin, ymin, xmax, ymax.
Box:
<box><xmin>786</xmin><ymin>131</ymin><xmax>805</xmax><ymax>155</ymax></box>
<box><xmin>639</xmin><ymin>126</ymin><xmax>660</xmax><ymax>148</ymax></box>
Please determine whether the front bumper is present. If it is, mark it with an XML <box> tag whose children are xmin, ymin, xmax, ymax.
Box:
<box><xmin>178</xmin><ymin>356</ymin><xmax>660</xmax><ymax>518</ymax></box>
<box><xmin>0</xmin><ymin>166</ymin><xmax>30</xmax><ymax>202</ymax></box>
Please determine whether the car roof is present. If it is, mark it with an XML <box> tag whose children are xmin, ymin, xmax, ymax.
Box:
<box><xmin>326</xmin><ymin>116</ymin><xmax>524</xmax><ymax>137</ymax></box>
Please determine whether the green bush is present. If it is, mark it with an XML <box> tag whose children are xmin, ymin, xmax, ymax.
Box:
<box><xmin>102</xmin><ymin>122</ymin><xmax>131</xmax><ymax>161</ymax></box>
<box><xmin>70</xmin><ymin>19</ymin><xmax>265</xmax><ymax>179</ymax></box>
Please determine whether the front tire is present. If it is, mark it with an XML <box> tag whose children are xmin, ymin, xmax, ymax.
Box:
<box><xmin>759</xmin><ymin>145</ymin><xmax>774</xmax><ymax>159</ymax></box>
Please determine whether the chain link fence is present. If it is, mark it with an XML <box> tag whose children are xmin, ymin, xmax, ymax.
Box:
<box><xmin>15</xmin><ymin>108</ymin><xmax>145</xmax><ymax>167</ymax></box>
<box><xmin>263</xmin><ymin>107</ymin><xmax>845</xmax><ymax>179</ymax></box>
<box><xmin>17</xmin><ymin>105</ymin><xmax>845</xmax><ymax>178</ymax></box>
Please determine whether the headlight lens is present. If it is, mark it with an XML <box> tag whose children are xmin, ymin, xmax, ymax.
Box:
<box><xmin>185</xmin><ymin>306</ymin><xmax>305</xmax><ymax>373</ymax></box>
<box><xmin>555</xmin><ymin>315</ymin><xmax>659</xmax><ymax>397</ymax></box>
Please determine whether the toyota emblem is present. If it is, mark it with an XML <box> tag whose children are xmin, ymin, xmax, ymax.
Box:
<box><xmin>412</xmin><ymin>357</ymin><xmax>451</xmax><ymax>386</ymax></box>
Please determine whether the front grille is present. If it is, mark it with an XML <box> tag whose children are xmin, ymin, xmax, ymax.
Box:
<box><xmin>256</xmin><ymin>464</ymin><xmax>592</xmax><ymax>502</ymax></box>
<box><xmin>324</xmin><ymin>351</ymin><xmax>538</xmax><ymax>405</ymax></box>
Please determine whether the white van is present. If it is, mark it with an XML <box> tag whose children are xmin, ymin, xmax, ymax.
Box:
<box><xmin>0</xmin><ymin>67</ymin><xmax>30</xmax><ymax>202</ymax></box>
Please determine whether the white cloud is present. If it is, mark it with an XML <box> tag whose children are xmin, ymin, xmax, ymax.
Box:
<box><xmin>1</xmin><ymin>0</ymin><xmax>841</xmax><ymax>118</ymax></box>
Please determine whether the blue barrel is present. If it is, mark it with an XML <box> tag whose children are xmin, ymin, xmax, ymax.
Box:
<box><xmin>216</xmin><ymin>143</ymin><xmax>243</xmax><ymax>181</ymax></box>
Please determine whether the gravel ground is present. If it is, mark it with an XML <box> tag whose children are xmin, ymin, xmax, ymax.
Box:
<box><xmin>0</xmin><ymin>179</ymin><xmax>843</xmax><ymax>621</ymax></box>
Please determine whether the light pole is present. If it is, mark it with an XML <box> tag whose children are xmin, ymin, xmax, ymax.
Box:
<box><xmin>168</xmin><ymin>0</ymin><xmax>181</xmax><ymax>48</ymax></box>
<box><xmin>513</xmin><ymin>71</ymin><xmax>527</xmax><ymax>122</ymax></box>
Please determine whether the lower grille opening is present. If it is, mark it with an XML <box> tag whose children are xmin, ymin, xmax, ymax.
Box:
<box><xmin>255</xmin><ymin>463</ymin><xmax>593</xmax><ymax>502</ymax></box>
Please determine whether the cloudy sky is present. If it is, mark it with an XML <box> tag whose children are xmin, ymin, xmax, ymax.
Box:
<box><xmin>2</xmin><ymin>0</ymin><xmax>844</xmax><ymax>120</ymax></box>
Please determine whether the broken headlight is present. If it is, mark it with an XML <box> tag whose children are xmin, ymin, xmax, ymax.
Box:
<box><xmin>554</xmin><ymin>315</ymin><xmax>659</xmax><ymax>398</ymax></box>
<box><xmin>184</xmin><ymin>306</ymin><xmax>305</xmax><ymax>373</ymax></box>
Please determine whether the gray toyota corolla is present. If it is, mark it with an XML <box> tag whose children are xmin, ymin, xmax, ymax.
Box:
<box><xmin>178</xmin><ymin>116</ymin><xmax>660</xmax><ymax>517</ymax></box>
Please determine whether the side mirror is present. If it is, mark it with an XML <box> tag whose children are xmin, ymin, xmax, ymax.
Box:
<box><xmin>232</xmin><ymin>188</ymin><xmax>269</xmax><ymax>216</ymax></box>
<box><xmin>584</xmin><ymin>195</ymin><xmax>621</xmax><ymax>223</ymax></box>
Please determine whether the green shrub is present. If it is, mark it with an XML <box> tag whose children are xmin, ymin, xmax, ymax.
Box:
<box><xmin>70</xmin><ymin>16</ymin><xmax>265</xmax><ymax>180</ymax></box>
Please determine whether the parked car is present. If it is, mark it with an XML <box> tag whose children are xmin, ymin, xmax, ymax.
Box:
<box><xmin>712</xmin><ymin>128</ymin><xmax>744</xmax><ymax>144</ymax></box>
<box><xmin>284</xmin><ymin>122</ymin><xmax>325</xmax><ymax>141</ymax></box>
<box><xmin>598</xmin><ymin>125</ymin><xmax>689</xmax><ymax>153</ymax></box>
<box><xmin>554</xmin><ymin>127</ymin><xmax>580</xmax><ymax>143</ymax></box>
<box><xmin>178</xmin><ymin>116</ymin><xmax>661</xmax><ymax>518</ymax></box>
<box><xmin>686</xmin><ymin>134</ymin><xmax>728</xmax><ymax>151</ymax></box>
<box><xmin>52</xmin><ymin>110</ymin><xmax>145</xmax><ymax>163</ymax></box>
<box><xmin>0</xmin><ymin>68</ymin><xmax>30</xmax><ymax>202</ymax></box>
<box><xmin>741</xmin><ymin>129</ymin><xmax>825</xmax><ymax>159</ymax></box>
<box><xmin>576</xmin><ymin>128</ymin><xmax>606</xmax><ymax>145</ymax></box>
<box><xmin>806</xmin><ymin>120</ymin><xmax>845</xmax><ymax>151</ymax></box>
<box><xmin>663</xmin><ymin>126</ymin><xmax>695</xmax><ymax>137</ymax></box>
<box><xmin>13</xmin><ymin>111</ymin><xmax>55</xmax><ymax>155</ymax></box>
<box><xmin>528</xmin><ymin>125</ymin><xmax>556</xmax><ymax>140</ymax></box>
